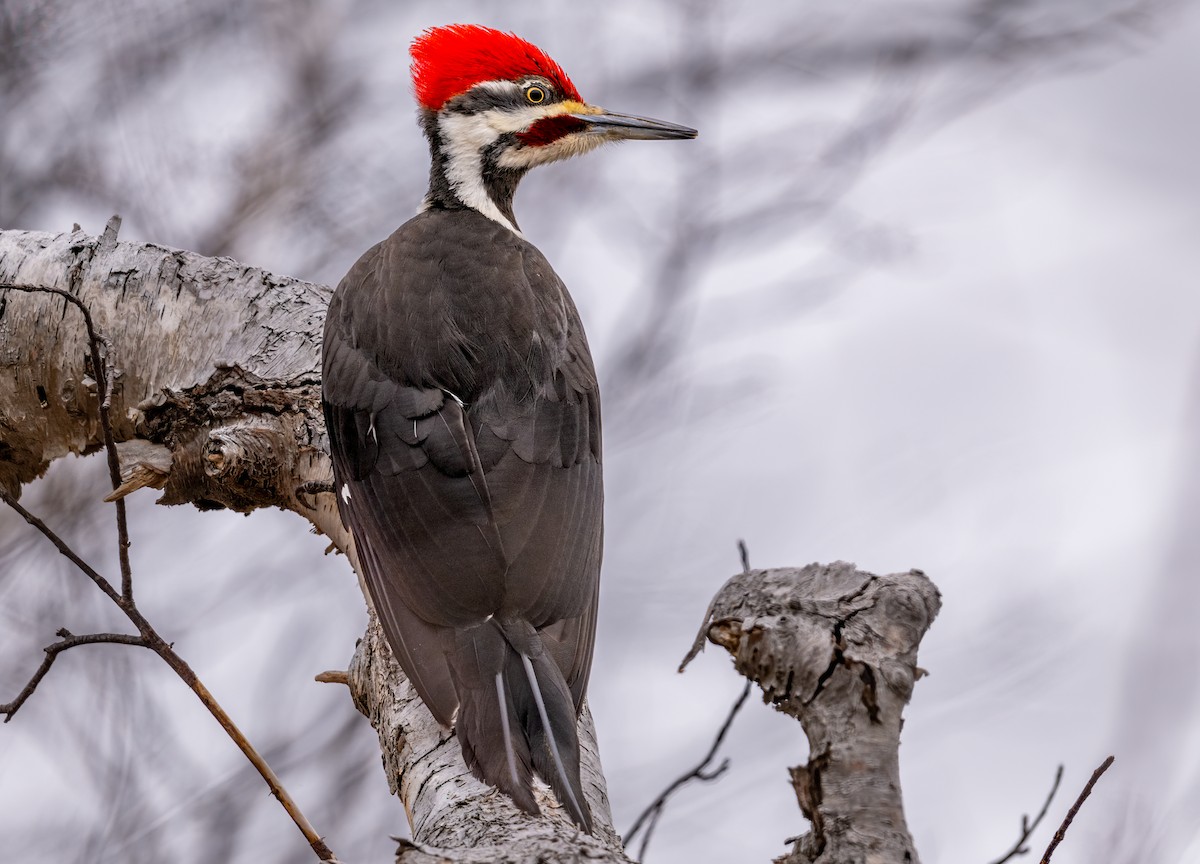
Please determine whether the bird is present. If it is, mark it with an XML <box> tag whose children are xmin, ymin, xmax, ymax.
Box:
<box><xmin>321</xmin><ymin>24</ymin><xmax>696</xmax><ymax>832</ymax></box>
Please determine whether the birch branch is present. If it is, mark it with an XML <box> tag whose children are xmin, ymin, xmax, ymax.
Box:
<box><xmin>349</xmin><ymin>617</ymin><xmax>629</xmax><ymax>862</ymax></box>
<box><xmin>0</xmin><ymin>225</ymin><xmax>628</xmax><ymax>861</ymax></box>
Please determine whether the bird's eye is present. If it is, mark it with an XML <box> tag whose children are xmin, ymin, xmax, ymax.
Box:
<box><xmin>524</xmin><ymin>85</ymin><xmax>547</xmax><ymax>105</ymax></box>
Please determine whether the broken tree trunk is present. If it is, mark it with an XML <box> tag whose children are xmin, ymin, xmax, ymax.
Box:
<box><xmin>684</xmin><ymin>562</ymin><xmax>940</xmax><ymax>864</ymax></box>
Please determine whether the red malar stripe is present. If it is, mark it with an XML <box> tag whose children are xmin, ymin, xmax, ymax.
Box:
<box><xmin>517</xmin><ymin>115</ymin><xmax>588</xmax><ymax>147</ymax></box>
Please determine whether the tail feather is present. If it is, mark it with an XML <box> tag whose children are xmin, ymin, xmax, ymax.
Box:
<box><xmin>451</xmin><ymin>619</ymin><xmax>593</xmax><ymax>832</ymax></box>
<box><xmin>452</xmin><ymin>623</ymin><xmax>538</xmax><ymax>815</ymax></box>
<box><xmin>518</xmin><ymin>651</ymin><xmax>592</xmax><ymax>832</ymax></box>
<box><xmin>493</xmin><ymin>672</ymin><xmax>520</xmax><ymax>789</ymax></box>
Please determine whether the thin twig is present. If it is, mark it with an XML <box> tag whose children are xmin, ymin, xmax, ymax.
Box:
<box><xmin>0</xmin><ymin>280</ymin><xmax>339</xmax><ymax>862</ymax></box>
<box><xmin>680</xmin><ymin>540</ymin><xmax>751</xmax><ymax>673</ymax></box>
<box><xmin>737</xmin><ymin>538</ymin><xmax>750</xmax><ymax>573</ymax></box>
<box><xmin>1039</xmin><ymin>756</ymin><xmax>1115</xmax><ymax>864</ymax></box>
<box><xmin>624</xmin><ymin>680</ymin><xmax>753</xmax><ymax>861</ymax></box>
<box><xmin>0</xmin><ymin>281</ymin><xmax>133</xmax><ymax>601</ymax></box>
<box><xmin>1</xmin><ymin>480</ymin><xmax>338</xmax><ymax>861</ymax></box>
<box><xmin>140</xmin><ymin>629</ymin><xmax>339</xmax><ymax>861</ymax></box>
<box><xmin>2</xmin><ymin>629</ymin><xmax>150</xmax><ymax>720</ymax></box>
<box><xmin>0</xmin><ymin>489</ymin><xmax>123</xmax><ymax>605</ymax></box>
<box><xmin>988</xmin><ymin>765</ymin><xmax>1064</xmax><ymax>864</ymax></box>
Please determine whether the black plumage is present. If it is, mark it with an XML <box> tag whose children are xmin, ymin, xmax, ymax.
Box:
<box><xmin>323</xmin><ymin>209</ymin><xmax>602</xmax><ymax>829</ymax></box>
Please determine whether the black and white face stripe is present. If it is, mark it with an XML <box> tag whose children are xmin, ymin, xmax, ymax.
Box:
<box><xmin>419</xmin><ymin>79</ymin><xmax>604</xmax><ymax>234</ymax></box>
<box><xmin>443</xmin><ymin>77</ymin><xmax>556</xmax><ymax>116</ymax></box>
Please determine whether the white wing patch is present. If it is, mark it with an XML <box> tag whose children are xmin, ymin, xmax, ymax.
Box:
<box><xmin>341</xmin><ymin>483</ymin><xmax>352</xmax><ymax>503</ymax></box>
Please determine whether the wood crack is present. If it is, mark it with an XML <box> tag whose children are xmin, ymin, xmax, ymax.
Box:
<box><xmin>695</xmin><ymin>562</ymin><xmax>939</xmax><ymax>864</ymax></box>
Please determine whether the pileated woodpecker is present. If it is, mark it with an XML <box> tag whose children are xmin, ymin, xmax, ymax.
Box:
<box><xmin>321</xmin><ymin>24</ymin><xmax>696</xmax><ymax>831</ymax></box>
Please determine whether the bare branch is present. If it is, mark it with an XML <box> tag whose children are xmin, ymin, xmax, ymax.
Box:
<box><xmin>0</xmin><ymin>281</ymin><xmax>340</xmax><ymax>863</ymax></box>
<box><xmin>0</xmin><ymin>272</ymin><xmax>133</xmax><ymax>601</ymax></box>
<box><xmin>624</xmin><ymin>679</ymin><xmax>753</xmax><ymax>861</ymax></box>
<box><xmin>1040</xmin><ymin>756</ymin><xmax>1116</xmax><ymax>864</ymax></box>
<box><xmin>0</xmin><ymin>487</ymin><xmax>123</xmax><ymax>606</ymax></box>
<box><xmin>1</xmin><ymin>485</ymin><xmax>341</xmax><ymax>863</ymax></box>
<box><xmin>1</xmin><ymin>629</ymin><xmax>150</xmax><ymax>721</ymax></box>
<box><xmin>988</xmin><ymin>765</ymin><xmax>1064</xmax><ymax>864</ymax></box>
<box><xmin>142</xmin><ymin>635</ymin><xmax>341</xmax><ymax>862</ymax></box>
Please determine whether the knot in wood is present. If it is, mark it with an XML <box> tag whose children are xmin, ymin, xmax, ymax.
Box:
<box><xmin>204</xmin><ymin>419</ymin><xmax>288</xmax><ymax>485</ymax></box>
<box><xmin>687</xmin><ymin>562</ymin><xmax>940</xmax><ymax>864</ymax></box>
<box><xmin>696</xmin><ymin>563</ymin><xmax>940</xmax><ymax>713</ymax></box>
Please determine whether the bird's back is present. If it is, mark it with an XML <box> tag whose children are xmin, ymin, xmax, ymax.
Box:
<box><xmin>322</xmin><ymin>208</ymin><xmax>602</xmax><ymax>827</ymax></box>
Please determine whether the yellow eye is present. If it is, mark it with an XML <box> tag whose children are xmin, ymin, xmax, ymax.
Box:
<box><xmin>525</xmin><ymin>86</ymin><xmax>546</xmax><ymax>104</ymax></box>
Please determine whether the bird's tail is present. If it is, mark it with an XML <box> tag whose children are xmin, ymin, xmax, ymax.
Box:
<box><xmin>450</xmin><ymin>618</ymin><xmax>592</xmax><ymax>833</ymax></box>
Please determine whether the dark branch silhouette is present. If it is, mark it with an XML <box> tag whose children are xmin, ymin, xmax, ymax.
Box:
<box><xmin>1</xmin><ymin>629</ymin><xmax>150</xmax><ymax>720</ymax></box>
<box><xmin>1040</xmin><ymin>756</ymin><xmax>1116</xmax><ymax>864</ymax></box>
<box><xmin>988</xmin><ymin>765</ymin><xmax>1063</xmax><ymax>864</ymax></box>
<box><xmin>624</xmin><ymin>680</ymin><xmax>753</xmax><ymax>861</ymax></box>
<box><xmin>0</xmin><ymin>277</ymin><xmax>339</xmax><ymax>864</ymax></box>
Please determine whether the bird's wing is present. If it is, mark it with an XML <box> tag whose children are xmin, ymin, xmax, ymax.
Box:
<box><xmin>468</xmin><ymin>278</ymin><xmax>603</xmax><ymax>706</ymax></box>
<box><xmin>321</xmin><ymin>242</ymin><xmax>491</xmax><ymax>723</ymax></box>
<box><xmin>322</xmin><ymin>231</ymin><xmax>602</xmax><ymax>713</ymax></box>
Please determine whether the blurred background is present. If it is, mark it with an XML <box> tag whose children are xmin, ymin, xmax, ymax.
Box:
<box><xmin>3</xmin><ymin>0</ymin><xmax>1199</xmax><ymax>861</ymax></box>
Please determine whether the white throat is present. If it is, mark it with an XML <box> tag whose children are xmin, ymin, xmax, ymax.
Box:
<box><xmin>428</xmin><ymin>111</ymin><xmax>523</xmax><ymax>236</ymax></box>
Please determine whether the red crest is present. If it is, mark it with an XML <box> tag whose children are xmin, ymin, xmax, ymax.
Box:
<box><xmin>410</xmin><ymin>24</ymin><xmax>582</xmax><ymax>111</ymax></box>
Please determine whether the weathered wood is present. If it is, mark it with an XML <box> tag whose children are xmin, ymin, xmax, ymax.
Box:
<box><xmin>688</xmin><ymin>562</ymin><xmax>940</xmax><ymax>864</ymax></box>
<box><xmin>350</xmin><ymin>618</ymin><xmax>629</xmax><ymax>862</ymax></box>
<box><xmin>0</xmin><ymin>224</ymin><xmax>339</xmax><ymax>538</ymax></box>
<box><xmin>0</xmin><ymin>225</ymin><xmax>629</xmax><ymax>862</ymax></box>
<box><xmin>3</xmin><ymin>225</ymin><xmax>939</xmax><ymax>862</ymax></box>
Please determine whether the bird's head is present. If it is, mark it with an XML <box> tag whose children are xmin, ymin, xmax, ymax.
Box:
<box><xmin>410</xmin><ymin>24</ymin><xmax>697</xmax><ymax>231</ymax></box>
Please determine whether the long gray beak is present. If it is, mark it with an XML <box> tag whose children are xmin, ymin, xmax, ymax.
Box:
<box><xmin>568</xmin><ymin>110</ymin><xmax>698</xmax><ymax>141</ymax></box>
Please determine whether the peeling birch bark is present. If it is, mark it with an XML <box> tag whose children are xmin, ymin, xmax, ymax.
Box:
<box><xmin>350</xmin><ymin>618</ymin><xmax>627</xmax><ymax>862</ymax></box>
<box><xmin>686</xmin><ymin>562</ymin><xmax>940</xmax><ymax>864</ymax></box>
<box><xmin>0</xmin><ymin>225</ymin><xmax>630</xmax><ymax>862</ymax></box>
<box><xmin>0</xmin><ymin>222</ymin><xmax>339</xmax><ymax>539</ymax></box>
